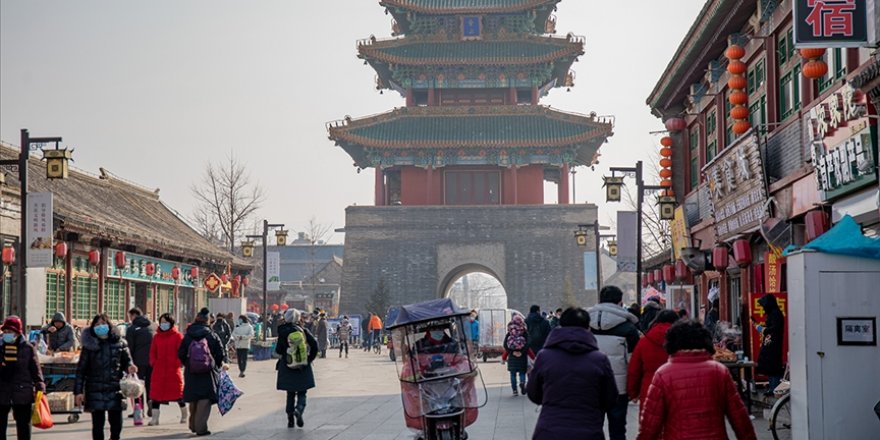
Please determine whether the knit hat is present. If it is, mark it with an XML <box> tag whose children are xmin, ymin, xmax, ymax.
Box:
<box><xmin>1</xmin><ymin>316</ymin><xmax>23</xmax><ymax>334</ymax></box>
<box><xmin>196</xmin><ymin>308</ymin><xmax>210</xmax><ymax>322</ymax></box>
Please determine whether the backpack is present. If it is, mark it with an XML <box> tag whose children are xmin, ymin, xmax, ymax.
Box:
<box><xmin>188</xmin><ymin>338</ymin><xmax>213</xmax><ymax>373</ymax></box>
<box><xmin>285</xmin><ymin>328</ymin><xmax>310</xmax><ymax>369</ymax></box>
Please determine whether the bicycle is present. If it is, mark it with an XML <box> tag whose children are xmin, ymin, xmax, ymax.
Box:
<box><xmin>769</xmin><ymin>369</ymin><xmax>791</xmax><ymax>440</ymax></box>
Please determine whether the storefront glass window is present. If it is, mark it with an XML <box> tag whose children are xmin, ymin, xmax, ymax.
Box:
<box><xmin>45</xmin><ymin>271</ymin><xmax>66</xmax><ymax>320</ymax></box>
<box><xmin>103</xmin><ymin>279</ymin><xmax>125</xmax><ymax>322</ymax></box>
<box><xmin>779</xmin><ymin>65</ymin><xmax>801</xmax><ymax>120</ymax></box>
<box><xmin>72</xmin><ymin>275</ymin><xmax>99</xmax><ymax>321</ymax></box>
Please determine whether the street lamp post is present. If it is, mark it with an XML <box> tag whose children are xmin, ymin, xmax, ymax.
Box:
<box><xmin>0</xmin><ymin>129</ymin><xmax>67</xmax><ymax>328</ymax></box>
<box><xmin>605</xmin><ymin>161</ymin><xmax>668</xmax><ymax>305</ymax></box>
<box><xmin>246</xmin><ymin>220</ymin><xmax>285</xmax><ymax>340</ymax></box>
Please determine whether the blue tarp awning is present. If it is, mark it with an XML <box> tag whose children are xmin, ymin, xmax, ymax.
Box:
<box><xmin>784</xmin><ymin>215</ymin><xmax>880</xmax><ymax>259</ymax></box>
<box><xmin>387</xmin><ymin>298</ymin><xmax>469</xmax><ymax>329</ymax></box>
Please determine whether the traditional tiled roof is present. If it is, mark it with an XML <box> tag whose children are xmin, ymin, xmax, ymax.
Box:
<box><xmin>328</xmin><ymin>105</ymin><xmax>612</xmax><ymax>150</ymax></box>
<box><xmin>359</xmin><ymin>36</ymin><xmax>583</xmax><ymax>66</ymax></box>
<box><xmin>646</xmin><ymin>0</ymin><xmax>755</xmax><ymax>114</ymax></box>
<box><xmin>1</xmin><ymin>143</ymin><xmax>245</xmax><ymax>267</ymax></box>
<box><xmin>380</xmin><ymin>0</ymin><xmax>559</xmax><ymax>14</ymax></box>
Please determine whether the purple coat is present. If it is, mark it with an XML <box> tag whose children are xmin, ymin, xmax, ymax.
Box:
<box><xmin>526</xmin><ymin>327</ymin><xmax>618</xmax><ymax>440</ymax></box>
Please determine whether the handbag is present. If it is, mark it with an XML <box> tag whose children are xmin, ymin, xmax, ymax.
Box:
<box><xmin>31</xmin><ymin>391</ymin><xmax>54</xmax><ymax>429</ymax></box>
<box><xmin>216</xmin><ymin>371</ymin><xmax>243</xmax><ymax>416</ymax></box>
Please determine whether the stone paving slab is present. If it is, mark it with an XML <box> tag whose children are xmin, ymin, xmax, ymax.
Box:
<box><xmin>26</xmin><ymin>349</ymin><xmax>772</xmax><ymax>439</ymax></box>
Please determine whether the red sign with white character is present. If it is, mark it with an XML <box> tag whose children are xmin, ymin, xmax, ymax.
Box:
<box><xmin>794</xmin><ymin>0</ymin><xmax>870</xmax><ymax>48</ymax></box>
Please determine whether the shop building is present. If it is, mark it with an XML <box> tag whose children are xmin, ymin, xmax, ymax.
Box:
<box><xmin>1</xmin><ymin>143</ymin><xmax>250</xmax><ymax>328</ymax></box>
<box><xmin>646</xmin><ymin>0</ymin><xmax>878</xmax><ymax>357</ymax></box>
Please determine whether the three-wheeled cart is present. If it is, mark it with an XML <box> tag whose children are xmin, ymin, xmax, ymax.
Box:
<box><xmin>41</xmin><ymin>361</ymin><xmax>83</xmax><ymax>423</ymax></box>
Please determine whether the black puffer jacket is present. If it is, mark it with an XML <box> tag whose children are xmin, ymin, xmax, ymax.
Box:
<box><xmin>125</xmin><ymin>315</ymin><xmax>153</xmax><ymax>369</ymax></box>
<box><xmin>0</xmin><ymin>336</ymin><xmax>45</xmax><ymax>405</ymax></box>
<box><xmin>178</xmin><ymin>322</ymin><xmax>225</xmax><ymax>403</ymax></box>
<box><xmin>74</xmin><ymin>327</ymin><xmax>132</xmax><ymax>411</ymax></box>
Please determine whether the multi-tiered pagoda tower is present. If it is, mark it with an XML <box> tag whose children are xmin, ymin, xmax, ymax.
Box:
<box><xmin>329</xmin><ymin>0</ymin><xmax>614</xmax><ymax>313</ymax></box>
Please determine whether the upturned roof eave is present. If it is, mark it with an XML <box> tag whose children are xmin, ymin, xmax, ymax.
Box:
<box><xmin>358</xmin><ymin>36</ymin><xmax>584</xmax><ymax>67</ymax></box>
<box><xmin>380</xmin><ymin>0</ymin><xmax>560</xmax><ymax>15</ymax></box>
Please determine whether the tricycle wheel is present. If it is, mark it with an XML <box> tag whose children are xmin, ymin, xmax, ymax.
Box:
<box><xmin>482</xmin><ymin>353</ymin><xmax>488</xmax><ymax>363</ymax></box>
<box><xmin>68</xmin><ymin>414</ymin><xmax>80</xmax><ymax>423</ymax></box>
<box><xmin>389</xmin><ymin>350</ymin><xmax>396</xmax><ymax>362</ymax></box>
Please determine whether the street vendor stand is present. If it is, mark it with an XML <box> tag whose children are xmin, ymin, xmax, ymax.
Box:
<box><xmin>39</xmin><ymin>352</ymin><xmax>83</xmax><ymax>423</ymax></box>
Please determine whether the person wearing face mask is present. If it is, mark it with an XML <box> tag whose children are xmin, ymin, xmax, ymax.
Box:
<box><xmin>75</xmin><ymin>314</ymin><xmax>136</xmax><ymax>440</ymax></box>
<box><xmin>231</xmin><ymin>315</ymin><xmax>254</xmax><ymax>377</ymax></box>
<box><xmin>1</xmin><ymin>316</ymin><xmax>45</xmax><ymax>440</ymax></box>
<box><xmin>125</xmin><ymin>308</ymin><xmax>153</xmax><ymax>418</ymax></box>
<box><xmin>147</xmin><ymin>313</ymin><xmax>186</xmax><ymax>426</ymax></box>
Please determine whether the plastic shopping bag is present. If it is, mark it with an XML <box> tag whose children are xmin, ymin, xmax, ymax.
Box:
<box><xmin>119</xmin><ymin>373</ymin><xmax>144</xmax><ymax>399</ymax></box>
<box><xmin>217</xmin><ymin>371</ymin><xmax>243</xmax><ymax>416</ymax></box>
<box><xmin>31</xmin><ymin>391</ymin><xmax>54</xmax><ymax>429</ymax></box>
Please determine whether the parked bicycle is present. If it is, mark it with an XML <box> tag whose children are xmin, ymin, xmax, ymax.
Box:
<box><xmin>769</xmin><ymin>369</ymin><xmax>791</xmax><ymax>440</ymax></box>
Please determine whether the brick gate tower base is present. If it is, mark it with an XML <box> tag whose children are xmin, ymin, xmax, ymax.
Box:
<box><xmin>341</xmin><ymin>204</ymin><xmax>599</xmax><ymax>315</ymax></box>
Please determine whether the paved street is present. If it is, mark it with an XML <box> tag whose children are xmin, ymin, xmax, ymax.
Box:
<box><xmin>27</xmin><ymin>349</ymin><xmax>773</xmax><ymax>439</ymax></box>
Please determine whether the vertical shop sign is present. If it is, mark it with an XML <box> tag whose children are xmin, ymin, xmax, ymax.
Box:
<box><xmin>764</xmin><ymin>252</ymin><xmax>785</xmax><ymax>293</ymax></box>
<box><xmin>26</xmin><ymin>192</ymin><xmax>53</xmax><ymax>267</ymax></box>
<box><xmin>670</xmin><ymin>206</ymin><xmax>691</xmax><ymax>260</ymax></box>
<box><xmin>267</xmin><ymin>252</ymin><xmax>281</xmax><ymax>290</ymax></box>
<box><xmin>617</xmin><ymin>211</ymin><xmax>638</xmax><ymax>272</ymax></box>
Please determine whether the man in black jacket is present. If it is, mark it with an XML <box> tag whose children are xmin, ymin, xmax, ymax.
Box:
<box><xmin>125</xmin><ymin>308</ymin><xmax>154</xmax><ymax>416</ymax></box>
<box><xmin>525</xmin><ymin>305</ymin><xmax>551</xmax><ymax>355</ymax></box>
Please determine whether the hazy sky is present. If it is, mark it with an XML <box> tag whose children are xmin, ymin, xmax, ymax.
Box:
<box><xmin>1</xmin><ymin>0</ymin><xmax>705</xmax><ymax>243</ymax></box>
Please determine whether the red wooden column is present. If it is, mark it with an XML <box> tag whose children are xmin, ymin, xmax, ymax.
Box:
<box><xmin>531</xmin><ymin>86</ymin><xmax>539</xmax><ymax>105</ymax></box>
<box><xmin>509</xmin><ymin>86</ymin><xmax>517</xmax><ymax>104</ymax></box>
<box><xmin>374</xmin><ymin>168</ymin><xmax>385</xmax><ymax>206</ymax></box>
<box><xmin>405</xmin><ymin>88</ymin><xmax>414</xmax><ymax>107</ymax></box>
<box><xmin>426</xmin><ymin>166</ymin><xmax>434</xmax><ymax>204</ymax></box>
<box><xmin>428</xmin><ymin>87</ymin><xmax>436</xmax><ymax>106</ymax></box>
<box><xmin>512</xmin><ymin>166</ymin><xmax>519</xmax><ymax>204</ymax></box>
<box><xmin>558</xmin><ymin>164</ymin><xmax>570</xmax><ymax>204</ymax></box>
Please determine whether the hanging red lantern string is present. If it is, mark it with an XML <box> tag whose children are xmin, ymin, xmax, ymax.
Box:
<box><xmin>659</xmin><ymin>136</ymin><xmax>673</xmax><ymax>193</ymax></box>
<box><xmin>726</xmin><ymin>43</ymin><xmax>750</xmax><ymax>137</ymax></box>
<box><xmin>799</xmin><ymin>48</ymin><xmax>828</xmax><ymax>80</ymax></box>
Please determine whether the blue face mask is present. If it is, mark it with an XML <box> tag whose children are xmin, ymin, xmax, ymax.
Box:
<box><xmin>94</xmin><ymin>324</ymin><xmax>110</xmax><ymax>337</ymax></box>
<box><xmin>2</xmin><ymin>333</ymin><xmax>16</xmax><ymax>344</ymax></box>
<box><xmin>159</xmin><ymin>322</ymin><xmax>171</xmax><ymax>331</ymax></box>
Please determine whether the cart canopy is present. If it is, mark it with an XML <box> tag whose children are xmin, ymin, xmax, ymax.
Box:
<box><xmin>387</xmin><ymin>298</ymin><xmax>469</xmax><ymax>329</ymax></box>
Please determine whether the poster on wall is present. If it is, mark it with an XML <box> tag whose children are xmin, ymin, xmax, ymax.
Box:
<box><xmin>25</xmin><ymin>192</ymin><xmax>53</xmax><ymax>267</ymax></box>
<box><xmin>267</xmin><ymin>252</ymin><xmax>281</xmax><ymax>290</ymax></box>
<box><xmin>667</xmin><ymin>285</ymin><xmax>696</xmax><ymax>318</ymax></box>
<box><xmin>616</xmin><ymin>211</ymin><xmax>638</xmax><ymax>272</ymax></box>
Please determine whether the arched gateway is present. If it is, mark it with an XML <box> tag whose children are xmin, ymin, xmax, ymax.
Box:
<box><xmin>327</xmin><ymin>1</ymin><xmax>612</xmax><ymax>314</ymax></box>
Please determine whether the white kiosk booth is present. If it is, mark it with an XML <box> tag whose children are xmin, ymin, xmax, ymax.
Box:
<box><xmin>787</xmin><ymin>250</ymin><xmax>880</xmax><ymax>439</ymax></box>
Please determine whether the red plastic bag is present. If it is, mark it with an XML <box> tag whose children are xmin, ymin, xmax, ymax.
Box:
<box><xmin>31</xmin><ymin>391</ymin><xmax>54</xmax><ymax>429</ymax></box>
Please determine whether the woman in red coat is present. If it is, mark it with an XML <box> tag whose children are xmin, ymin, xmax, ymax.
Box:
<box><xmin>627</xmin><ymin>310</ymin><xmax>678</xmax><ymax>417</ymax></box>
<box><xmin>637</xmin><ymin>320</ymin><xmax>756</xmax><ymax>440</ymax></box>
<box><xmin>148</xmin><ymin>313</ymin><xmax>186</xmax><ymax>426</ymax></box>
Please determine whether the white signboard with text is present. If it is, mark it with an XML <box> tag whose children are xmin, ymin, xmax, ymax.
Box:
<box><xmin>267</xmin><ymin>251</ymin><xmax>281</xmax><ymax>291</ymax></box>
<box><xmin>25</xmin><ymin>192</ymin><xmax>53</xmax><ymax>267</ymax></box>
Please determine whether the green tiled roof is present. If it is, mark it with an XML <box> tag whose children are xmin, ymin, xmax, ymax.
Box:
<box><xmin>328</xmin><ymin>106</ymin><xmax>612</xmax><ymax>149</ymax></box>
<box><xmin>360</xmin><ymin>37</ymin><xmax>583</xmax><ymax>66</ymax></box>
<box><xmin>381</xmin><ymin>0</ymin><xmax>558</xmax><ymax>13</ymax></box>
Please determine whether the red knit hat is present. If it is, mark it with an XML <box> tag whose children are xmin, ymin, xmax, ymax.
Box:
<box><xmin>1</xmin><ymin>316</ymin><xmax>23</xmax><ymax>334</ymax></box>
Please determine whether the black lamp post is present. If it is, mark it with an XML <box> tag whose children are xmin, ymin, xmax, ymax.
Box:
<box><xmin>605</xmin><ymin>161</ymin><xmax>670</xmax><ymax>305</ymax></box>
<box><xmin>0</xmin><ymin>129</ymin><xmax>68</xmax><ymax>328</ymax></box>
<box><xmin>245</xmin><ymin>220</ymin><xmax>285</xmax><ymax>340</ymax></box>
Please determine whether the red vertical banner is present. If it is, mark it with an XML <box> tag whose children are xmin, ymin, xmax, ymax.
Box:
<box><xmin>749</xmin><ymin>291</ymin><xmax>789</xmax><ymax>375</ymax></box>
<box><xmin>764</xmin><ymin>252</ymin><xmax>784</xmax><ymax>293</ymax></box>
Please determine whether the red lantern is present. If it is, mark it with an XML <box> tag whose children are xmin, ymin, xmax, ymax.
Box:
<box><xmin>662</xmin><ymin>264</ymin><xmax>675</xmax><ymax>283</ymax></box>
<box><xmin>190</xmin><ymin>267</ymin><xmax>199</xmax><ymax>279</ymax></box>
<box><xmin>732</xmin><ymin>120</ymin><xmax>752</xmax><ymax>135</ymax></box>
<box><xmin>713</xmin><ymin>246</ymin><xmax>729</xmax><ymax>270</ymax></box>
<box><xmin>728</xmin><ymin>91</ymin><xmax>748</xmax><ymax>106</ymax></box>
<box><xmin>675</xmin><ymin>259</ymin><xmax>689</xmax><ymax>281</ymax></box>
<box><xmin>730</xmin><ymin>105</ymin><xmax>749</xmax><ymax>120</ymax></box>
<box><xmin>799</xmin><ymin>48</ymin><xmax>826</xmax><ymax>59</ymax></box>
<box><xmin>660</xmin><ymin>136</ymin><xmax>673</xmax><ymax>147</ymax></box>
<box><xmin>88</xmin><ymin>249</ymin><xmax>100</xmax><ymax>266</ymax></box>
<box><xmin>1</xmin><ymin>246</ymin><xmax>15</xmax><ymax>265</ymax></box>
<box><xmin>725</xmin><ymin>44</ymin><xmax>745</xmax><ymax>60</ymax></box>
<box><xmin>727</xmin><ymin>75</ymin><xmax>747</xmax><ymax>90</ymax></box>
<box><xmin>727</xmin><ymin>60</ymin><xmax>747</xmax><ymax>75</ymax></box>
<box><xmin>231</xmin><ymin>278</ymin><xmax>240</xmax><ymax>296</ymax></box>
<box><xmin>803</xmin><ymin>59</ymin><xmax>829</xmax><ymax>79</ymax></box>
<box><xmin>242</xmin><ymin>276</ymin><xmax>249</xmax><ymax>287</ymax></box>
<box><xmin>115</xmin><ymin>251</ymin><xmax>126</xmax><ymax>269</ymax></box>
<box><xmin>732</xmin><ymin>239</ymin><xmax>751</xmax><ymax>267</ymax></box>
<box><xmin>664</xmin><ymin>118</ymin><xmax>686</xmax><ymax>133</ymax></box>
<box><xmin>145</xmin><ymin>262</ymin><xmax>156</xmax><ymax>276</ymax></box>
<box><xmin>220</xmin><ymin>273</ymin><xmax>229</xmax><ymax>283</ymax></box>
<box><xmin>54</xmin><ymin>242</ymin><xmax>68</xmax><ymax>258</ymax></box>
<box><xmin>660</xmin><ymin>147</ymin><xmax>673</xmax><ymax>157</ymax></box>
<box><xmin>234</xmin><ymin>275</ymin><xmax>242</xmax><ymax>285</ymax></box>
<box><xmin>805</xmin><ymin>210</ymin><xmax>829</xmax><ymax>242</ymax></box>
<box><xmin>271</xmin><ymin>304</ymin><xmax>280</xmax><ymax>312</ymax></box>
<box><xmin>653</xmin><ymin>269</ymin><xmax>663</xmax><ymax>283</ymax></box>
<box><xmin>171</xmin><ymin>266</ymin><xmax>180</xmax><ymax>280</ymax></box>
<box><xmin>659</xmin><ymin>169</ymin><xmax>673</xmax><ymax>178</ymax></box>
<box><xmin>660</xmin><ymin>179</ymin><xmax>673</xmax><ymax>188</ymax></box>
<box><xmin>647</xmin><ymin>271</ymin><xmax>655</xmax><ymax>284</ymax></box>
<box><xmin>660</xmin><ymin>158</ymin><xmax>672</xmax><ymax>168</ymax></box>
<box><xmin>280</xmin><ymin>304</ymin><xmax>289</xmax><ymax>311</ymax></box>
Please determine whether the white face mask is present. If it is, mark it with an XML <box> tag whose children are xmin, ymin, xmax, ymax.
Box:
<box><xmin>429</xmin><ymin>331</ymin><xmax>446</xmax><ymax>340</ymax></box>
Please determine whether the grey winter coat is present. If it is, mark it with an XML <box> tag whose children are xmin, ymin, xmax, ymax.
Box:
<box><xmin>178</xmin><ymin>322</ymin><xmax>226</xmax><ymax>403</ymax></box>
<box><xmin>42</xmin><ymin>312</ymin><xmax>76</xmax><ymax>352</ymax></box>
<box><xmin>588</xmin><ymin>303</ymin><xmax>641</xmax><ymax>395</ymax></box>
<box><xmin>74</xmin><ymin>327</ymin><xmax>132</xmax><ymax>411</ymax></box>
<box><xmin>275</xmin><ymin>323</ymin><xmax>319</xmax><ymax>393</ymax></box>
<box><xmin>316</xmin><ymin>318</ymin><xmax>329</xmax><ymax>351</ymax></box>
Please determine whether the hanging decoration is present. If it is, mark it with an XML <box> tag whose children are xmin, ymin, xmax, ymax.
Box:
<box><xmin>145</xmin><ymin>262</ymin><xmax>156</xmax><ymax>277</ymax></box>
<box><xmin>1</xmin><ymin>246</ymin><xmax>15</xmax><ymax>266</ymax></box>
<box><xmin>88</xmin><ymin>250</ymin><xmax>101</xmax><ymax>266</ymax></box>
<box><xmin>658</xmin><ymin>136</ymin><xmax>676</xmax><ymax>217</ymax></box>
<box><xmin>726</xmin><ymin>43</ymin><xmax>751</xmax><ymax>136</ymax></box>
<box><xmin>171</xmin><ymin>266</ymin><xmax>181</xmax><ymax>281</ymax></box>
<box><xmin>800</xmin><ymin>48</ymin><xmax>828</xmax><ymax>80</ymax></box>
<box><xmin>54</xmin><ymin>242</ymin><xmax>68</xmax><ymax>259</ymax></box>
<box><xmin>664</xmin><ymin>117</ymin><xmax>686</xmax><ymax>133</ymax></box>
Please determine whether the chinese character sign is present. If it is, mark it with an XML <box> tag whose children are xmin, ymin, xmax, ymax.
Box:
<box><xmin>267</xmin><ymin>252</ymin><xmax>281</xmax><ymax>291</ymax></box>
<box><xmin>794</xmin><ymin>0</ymin><xmax>870</xmax><ymax>47</ymax></box>
<box><xmin>704</xmin><ymin>135</ymin><xmax>769</xmax><ymax>241</ymax></box>
<box><xmin>670</xmin><ymin>207</ymin><xmax>691</xmax><ymax>261</ymax></box>
<box><xmin>26</xmin><ymin>192</ymin><xmax>53</xmax><ymax>268</ymax></box>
